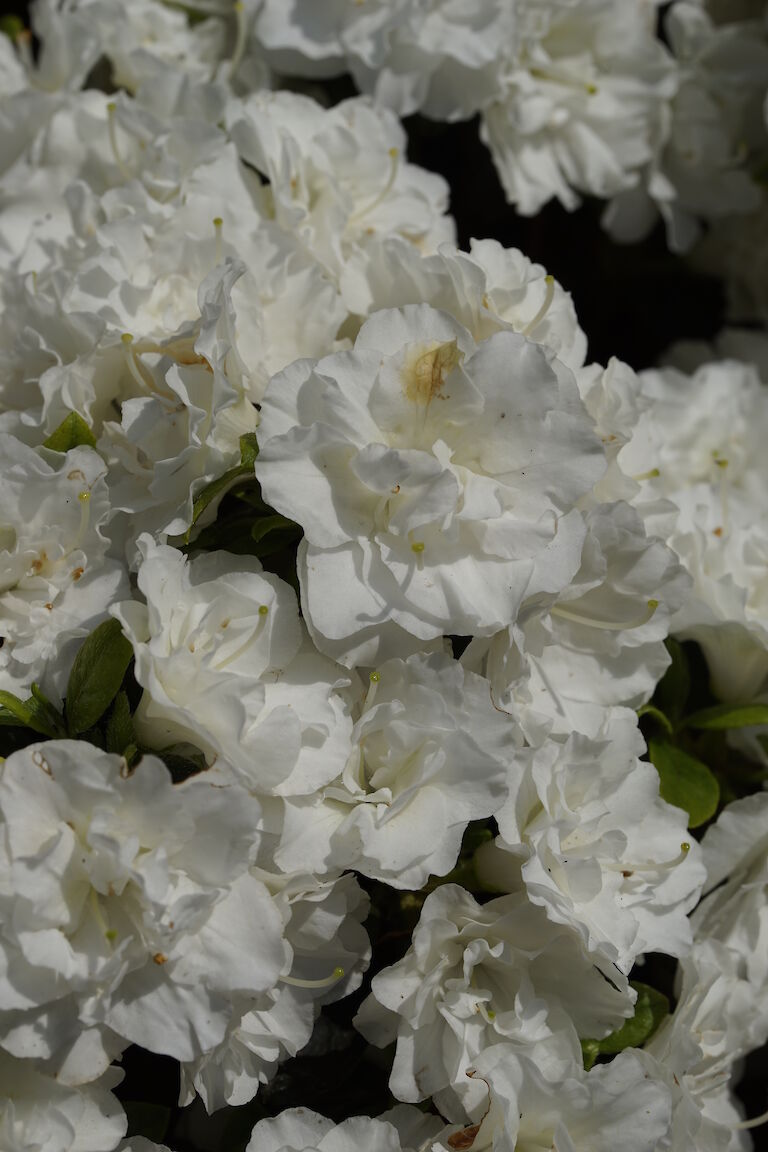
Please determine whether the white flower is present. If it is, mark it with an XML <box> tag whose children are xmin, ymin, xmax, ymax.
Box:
<box><xmin>225</xmin><ymin>91</ymin><xmax>454</xmax><ymax>310</ymax></box>
<box><xmin>345</xmin><ymin>237</ymin><xmax>587</xmax><ymax>371</ymax></box>
<box><xmin>356</xmin><ymin>883</ymin><xmax>632</xmax><ymax>1122</ymax></box>
<box><xmin>464</xmin><ymin>500</ymin><xmax>691</xmax><ymax>741</ymax></box>
<box><xmin>481</xmin><ymin>0</ymin><xmax>676</xmax><ymax>215</ymax></box>
<box><xmin>0</xmin><ymin>435</ymin><xmax>128</xmax><ymax>698</ymax></box>
<box><xmin>479</xmin><ymin>709</ymin><xmax>706</xmax><ymax>972</ymax></box>
<box><xmin>605</xmin><ymin>1</ymin><xmax>768</xmax><ymax>251</ymax></box>
<box><xmin>113</xmin><ymin>535</ymin><xmax>352</xmax><ymax>798</ymax></box>
<box><xmin>0</xmin><ymin>1050</ymin><xmax>126</xmax><ymax>1152</ymax></box>
<box><xmin>277</xmin><ymin>652</ymin><xmax>516</xmax><ymax>888</ymax></box>
<box><xmin>433</xmin><ymin>1044</ymin><xmax>672</xmax><ymax>1152</ymax></box>
<box><xmin>638</xmin><ymin>793</ymin><xmax>768</xmax><ymax>1152</ymax></box>
<box><xmin>99</xmin><ymin>260</ymin><xmax>259</xmax><ymax>553</ymax></box>
<box><xmin>246</xmin><ymin>1106</ymin><xmax>437</xmax><ymax>1152</ymax></box>
<box><xmin>255</xmin><ymin>304</ymin><xmax>605</xmax><ymax>667</ymax></box>
<box><xmin>253</xmin><ymin>0</ymin><xmax>515</xmax><ymax>121</ymax></box>
<box><xmin>619</xmin><ymin>358</ymin><xmax>768</xmax><ymax>699</ymax></box>
<box><xmin>0</xmin><ymin>740</ymin><xmax>284</xmax><ymax>1081</ymax></box>
<box><xmin>575</xmin><ymin>356</ymin><xmax>651</xmax><ymax>503</ymax></box>
<box><xmin>695</xmin><ymin>793</ymin><xmax>768</xmax><ymax>1024</ymax></box>
<box><xmin>179</xmin><ymin>869</ymin><xmax>371</xmax><ymax>1111</ymax></box>
<box><xmin>63</xmin><ymin>0</ymin><xmax>228</xmax><ymax>94</ymax></box>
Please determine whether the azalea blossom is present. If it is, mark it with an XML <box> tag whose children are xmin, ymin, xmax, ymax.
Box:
<box><xmin>0</xmin><ymin>435</ymin><xmax>128</xmax><ymax>698</ymax></box>
<box><xmin>477</xmin><ymin>708</ymin><xmax>706</xmax><ymax>972</ymax></box>
<box><xmin>179</xmin><ymin>868</ymin><xmax>371</xmax><ymax>1111</ymax></box>
<box><xmin>356</xmin><ymin>883</ymin><xmax>632</xmax><ymax>1121</ymax></box>
<box><xmin>0</xmin><ymin>1050</ymin><xmax>126</xmax><ymax>1152</ymax></box>
<box><xmin>255</xmin><ymin>304</ymin><xmax>605</xmax><ymax>666</ymax></box>
<box><xmin>619</xmin><ymin>356</ymin><xmax>768</xmax><ymax>699</ymax></box>
<box><xmin>277</xmin><ymin>651</ymin><xmax>518</xmax><ymax>888</ymax></box>
<box><xmin>0</xmin><ymin>740</ymin><xmax>284</xmax><ymax>1082</ymax></box>
<box><xmin>113</xmin><ymin>535</ymin><xmax>352</xmax><ymax>799</ymax></box>
<box><xmin>432</xmin><ymin>1043</ymin><xmax>672</xmax><ymax>1152</ymax></box>
<box><xmin>463</xmin><ymin>500</ymin><xmax>691</xmax><ymax>741</ymax></box>
<box><xmin>247</xmin><ymin>1105</ymin><xmax>443</xmax><ymax>1152</ymax></box>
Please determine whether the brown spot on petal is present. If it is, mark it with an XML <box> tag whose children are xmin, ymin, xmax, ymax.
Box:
<box><xmin>153</xmin><ymin>952</ymin><xmax>168</xmax><ymax>965</ymax></box>
<box><xmin>71</xmin><ymin>567</ymin><xmax>84</xmax><ymax>581</ymax></box>
<box><xmin>447</xmin><ymin>1125</ymin><xmax>481</xmax><ymax>1150</ymax></box>
<box><xmin>713</xmin><ymin>527</ymin><xmax>723</xmax><ymax>537</ymax></box>
<box><xmin>402</xmin><ymin>340</ymin><xmax>462</xmax><ymax>406</ymax></box>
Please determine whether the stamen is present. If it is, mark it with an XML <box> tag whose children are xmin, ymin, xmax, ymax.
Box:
<box><xmin>280</xmin><ymin>966</ymin><xmax>345</xmax><ymax>989</ymax></box>
<box><xmin>714</xmin><ymin>457</ymin><xmax>730</xmax><ymax>536</ymax></box>
<box><xmin>522</xmin><ymin>275</ymin><xmax>555</xmax><ymax>335</ymax></box>
<box><xmin>229</xmin><ymin>2</ymin><xmax>247</xmax><ymax>81</ymax></box>
<box><xmin>348</xmin><ymin>148</ymin><xmax>400</xmax><ymax>225</ymax></box>
<box><xmin>214</xmin><ymin>609</ymin><xmax>269</xmax><ymax>672</ymax></box>
<box><xmin>732</xmin><ymin>1107</ymin><xmax>768</xmax><ymax>1132</ymax></box>
<box><xmin>89</xmin><ymin>887</ymin><xmax>113</xmax><ymax>942</ymax></box>
<box><xmin>213</xmin><ymin>216</ymin><xmax>223</xmax><ymax>264</ymax></box>
<box><xmin>605</xmin><ymin>842</ymin><xmax>691</xmax><ymax>876</ymax></box>
<box><xmin>632</xmin><ymin>468</ymin><xmax>660</xmax><ymax>482</ymax></box>
<box><xmin>550</xmin><ymin>598</ymin><xmax>659</xmax><ymax>632</ymax></box>
<box><xmin>106</xmin><ymin>102</ymin><xmax>133</xmax><ymax>181</ymax></box>
<box><xmin>366</xmin><ymin>669</ymin><xmax>381</xmax><ymax>707</ymax></box>
<box><xmin>121</xmin><ymin>333</ymin><xmax>176</xmax><ymax>401</ymax></box>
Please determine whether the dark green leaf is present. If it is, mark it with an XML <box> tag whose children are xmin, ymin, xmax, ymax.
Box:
<box><xmin>239</xmin><ymin>432</ymin><xmax>260</xmax><ymax>467</ymax></box>
<box><xmin>637</xmin><ymin>704</ymin><xmax>674</xmax><ymax>738</ymax></box>
<box><xmin>0</xmin><ymin>15</ymin><xmax>25</xmax><ymax>39</ymax></box>
<box><xmin>29</xmin><ymin>684</ymin><xmax>66</xmax><ymax>736</ymax></box>
<box><xmin>184</xmin><ymin>464</ymin><xmax>248</xmax><ymax>543</ymax></box>
<box><xmin>105</xmin><ymin>691</ymin><xmax>136</xmax><ymax>755</ymax></box>
<box><xmin>0</xmin><ymin>706</ymin><xmax>22</xmax><ymax>727</ymax></box>
<box><xmin>180</xmin><ymin>433</ymin><xmax>260</xmax><ymax>544</ymax></box>
<box><xmin>654</xmin><ymin>638</ymin><xmax>690</xmax><ymax>723</ymax></box>
<box><xmin>648</xmin><ymin>739</ymin><xmax>720</xmax><ymax>828</ymax></box>
<box><xmin>158</xmin><ymin>743</ymin><xmax>207</xmax><ymax>783</ymax></box>
<box><xmin>0</xmin><ymin>690</ymin><xmax>61</xmax><ymax>737</ymax></box>
<box><xmin>684</xmin><ymin>702</ymin><xmax>768</xmax><ymax>731</ymax></box>
<box><xmin>582</xmin><ymin>982</ymin><xmax>669</xmax><ymax>1070</ymax></box>
<box><xmin>65</xmin><ymin>619</ymin><xmax>133</xmax><ymax>735</ymax></box>
<box><xmin>251</xmin><ymin>514</ymin><xmax>297</xmax><ymax>545</ymax></box>
<box><xmin>42</xmin><ymin>412</ymin><xmax>97</xmax><ymax>452</ymax></box>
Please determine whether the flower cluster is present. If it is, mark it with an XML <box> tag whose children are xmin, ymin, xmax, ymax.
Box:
<box><xmin>0</xmin><ymin>3</ymin><xmax>767</xmax><ymax>1152</ymax></box>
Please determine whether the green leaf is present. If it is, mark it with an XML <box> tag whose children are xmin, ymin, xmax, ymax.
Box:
<box><xmin>239</xmin><ymin>431</ymin><xmax>260</xmax><ymax>466</ymax></box>
<box><xmin>185</xmin><ymin>464</ymin><xmax>247</xmax><ymax>543</ymax></box>
<box><xmin>0</xmin><ymin>691</ymin><xmax>45</xmax><ymax>735</ymax></box>
<box><xmin>654</xmin><ymin>638</ymin><xmax>690</xmax><ymax>723</ymax></box>
<box><xmin>251</xmin><ymin>514</ymin><xmax>297</xmax><ymax>545</ymax></box>
<box><xmin>104</xmin><ymin>691</ymin><xmax>136</xmax><ymax>755</ymax></box>
<box><xmin>158</xmin><ymin>742</ymin><xmax>207</xmax><ymax>783</ymax></box>
<box><xmin>0</xmin><ymin>15</ymin><xmax>25</xmax><ymax>39</ymax></box>
<box><xmin>42</xmin><ymin>412</ymin><xmax>97</xmax><ymax>452</ymax></box>
<box><xmin>65</xmin><ymin>619</ymin><xmax>133</xmax><ymax>735</ymax></box>
<box><xmin>648</xmin><ymin>739</ymin><xmax>720</xmax><ymax>828</ymax></box>
<box><xmin>582</xmin><ymin>982</ymin><xmax>669</xmax><ymax>1070</ymax></box>
<box><xmin>29</xmin><ymin>684</ymin><xmax>66</xmax><ymax>736</ymax></box>
<box><xmin>684</xmin><ymin>702</ymin><xmax>768</xmax><ymax>731</ymax></box>
<box><xmin>637</xmin><ymin>704</ymin><xmax>674</xmax><ymax>738</ymax></box>
<box><xmin>179</xmin><ymin>433</ymin><xmax>260</xmax><ymax>545</ymax></box>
